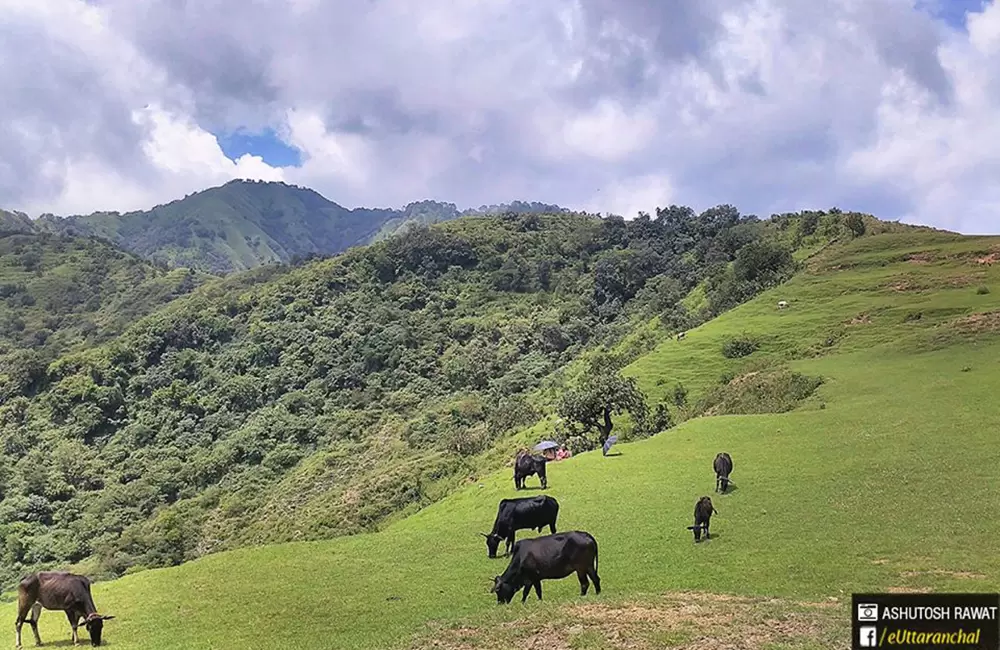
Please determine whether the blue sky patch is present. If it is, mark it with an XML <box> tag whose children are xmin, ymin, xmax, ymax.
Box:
<box><xmin>919</xmin><ymin>0</ymin><xmax>987</xmax><ymax>30</ymax></box>
<box><xmin>216</xmin><ymin>128</ymin><xmax>303</xmax><ymax>167</ymax></box>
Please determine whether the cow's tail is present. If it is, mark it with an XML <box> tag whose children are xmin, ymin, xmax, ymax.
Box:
<box><xmin>589</xmin><ymin>532</ymin><xmax>599</xmax><ymax>574</ymax></box>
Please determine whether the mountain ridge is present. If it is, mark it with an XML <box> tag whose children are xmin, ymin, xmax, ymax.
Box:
<box><xmin>7</xmin><ymin>180</ymin><xmax>570</xmax><ymax>274</ymax></box>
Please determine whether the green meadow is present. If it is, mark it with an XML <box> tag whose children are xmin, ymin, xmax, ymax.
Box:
<box><xmin>5</xmin><ymin>231</ymin><xmax>1000</xmax><ymax>649</ymax></box>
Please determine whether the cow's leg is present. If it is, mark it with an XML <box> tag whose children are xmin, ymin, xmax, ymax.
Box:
<box><xmin>577</xmin><ymin>569</ymin><xmax>590</xmax><ymax>596</ymax></box>
<box><xmin>66</xmin><ymin>611</ymin><xmax>78</xmax><ymax>645</ymax></box>
<box><xmin>520</xmin><ymin>583</ymin><xmax>532</xmax><ymax>603</ymax></box>
<box><xmin>533</xmin><ymin>580</ymin><xmax>542</xmax><ymax>601</ymax></box>
<box><xmin>540</xmin><ymin>469</ymin><xmax>547</xmax><ymax>489</ymax></box>
<box><xmin>589</xmin><ymin>566</ymin><xmax>601</xmax><ymax>595</ymax></box>
<box><xmin>549</xmin><ymin>521</ymin><xmax>556</xmax><ymax>534</ymax></box>
<box><xmin>505</xmin><ymin>534</ymin><xmax>514</xmax><ymax>557</ymax></box>
<box><xmin>28</xmin><ymin>603</ymin><xmax>42</xmax><ymax>646</ymax></box>
<box><xmin>705</xmin><ymin>521</ymin><xmax>711</xmax><ymax>540</ymax></box>
<box><xmin>15</xmin><ymin>601</ymin><xmax>28</xmax><ymax>649</ymax></box>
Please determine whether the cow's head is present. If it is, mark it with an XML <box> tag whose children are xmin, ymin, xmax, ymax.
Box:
<box><xmin>481</xmin><ymin>532</ymin><xmax>504</xmax><ymax>558</ymax></box>
<box><xmin>491</xmin><ymin>576</ymin><xmax>517</xmax><ymax>604</ymax></box>
<box><xmin>83</xmin><ymin>613</ymin><xmax>114</xmax><ymax>646</ymax></box>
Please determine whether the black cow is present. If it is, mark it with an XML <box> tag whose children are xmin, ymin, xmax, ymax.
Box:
<box><xmin>513</xmin><ymin>453</ymin><xmax>548</xmax><ymax>490</ymax></box>
<box><xmin>687</xmin><ymin>496</ymin><xmax>718</xmax><ymax>542</ymax></box>
<box><xmin>491</xmin><ymin>531</ymin><xmax>600</xmax><ymax>604</ymax></box>
<box><xmin>481</xmin><ymin>495</ymin><xmax>559</xmax><ymax>558</ymax></box>
<box><xmin>713</xmin><ymin>452</ymin><xmax>733</xmax><ymax>493</ymax></box>
<box><xmin>15</xmin><ymin>571</ymin><xmax>115</xmax><ymax>648</ymax></box>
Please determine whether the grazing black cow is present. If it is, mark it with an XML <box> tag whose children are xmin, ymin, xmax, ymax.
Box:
<box><xmin>687</xmin><ymin>496</ymin><xmax>718</xmax><ymax>542</ymax></box>
<box><xmin>713</xmin><ymin>452</ymin><xmax>733</xmax><ymax>493</ymax></box>
<box><xmin>491</xmin><ymin>531</ymin><xmax>600</xmax><ymax>604</ymax></box>
<box><xmin>513</xmin><ymin>452</ymin><xmax>548</xmax><ymax>490</ymax></box>
<box><xmin>481</xmin><ymin>495</ymin><xmax>559</xmax><ymax>558</ymax></box>
<box><xmin>15</xmin><ymin>571</ymin><xmax>115</xmax><ymax>648</ymax></box>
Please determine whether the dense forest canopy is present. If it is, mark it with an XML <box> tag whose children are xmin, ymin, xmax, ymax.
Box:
<box><xmin>0</xmin><ymin>232</ymin><xmax>211</xmax><ymax>402</ymax></box>
<box><xmin>0</xmin><ymin>204</ymin><xmax>865</xmax><ymax>588</ymax></box>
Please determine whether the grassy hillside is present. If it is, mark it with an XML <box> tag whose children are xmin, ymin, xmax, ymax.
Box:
<box><xmin>24</xmin><ymin>180</ymin><xmax>569</xmax><ymax>274</ymax></box>
<box><xmin>0</xmin><ymin>205</ymin><xmax>819</xmax><ymax>589</ymax></box>
<box><xmin>0</xmin><ymin>232</ymin><xmax>211</xmax><ymax>400</ymax></box>
<box><xmin>6</xmin><ymin>227</ymin><xmax>998</xmax><ymax>649</ymax></box>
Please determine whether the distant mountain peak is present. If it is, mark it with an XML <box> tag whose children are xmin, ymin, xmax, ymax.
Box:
<box><xmin>9</xmin><ymin>181</ymin><xmax>570</xmax><ymax>275</ymax></box>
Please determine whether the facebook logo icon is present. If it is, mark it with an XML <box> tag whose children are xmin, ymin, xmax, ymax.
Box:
<box><xmin>859</xmin><ymin>626</ymin><xmax>877</xmax><ymax>647</ymax></box>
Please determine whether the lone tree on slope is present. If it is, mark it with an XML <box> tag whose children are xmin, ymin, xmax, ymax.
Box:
<box><xmin>845</xmin><ymin>213</ymin><xmax>866</xmax><ymax>238</ymax></box>
<box><xmin>557</xmin><ymin>353</ymin><xmax>650</xmax><ymax>447</ymax></box>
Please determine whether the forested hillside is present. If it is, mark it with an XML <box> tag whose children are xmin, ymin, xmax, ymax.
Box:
<box><xmin>0</xmin><ymin>205</ymin><xmax>868</xmax><ymax>588</ymax></box>
<box><xmin>0</xmin><ymin>232</ymin><xmax>211</xmax><ymax>402</ymax></box>
<box><xmin>23</xmin><ymin>180</ymin><xmax>568</xmax><ymax>274</ymax></box>
<box><xmin>0</xmin><ymin>210</ymin><xmax>36</xmax><ymax>235</ymax></box>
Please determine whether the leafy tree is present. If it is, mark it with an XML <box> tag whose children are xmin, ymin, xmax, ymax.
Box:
<box><xmin>845</xmin><ymin>213</ymin><xmax>866</xmax><ymax>237</ymax></box>
<box><xmin>557</xmin><ymin>354</ymin><xmax>649</xmax><ymax>445</ymax></box>
<box><xmin>801</xmin><ymin>212</ymin><xmax>820</xmax><ymax>236</ymax></box>
<box><xmin>647</xmin><ymin>402</ymin><xmax>674</xmax><ymax>434</ymax></box>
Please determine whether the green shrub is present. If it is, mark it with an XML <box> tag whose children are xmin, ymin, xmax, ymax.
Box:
<box><xmin>697</xmin><ymin>367</ymin><xmax>823</xmax><ymax>416</ymax></box>
<box><xmin>722</xmin><ymin>335</ymin><xmax>759</xmax><ymax>358</ymax></box>
<box><xmin>565</xmin><ymin>435</ymin><xmax>595</xmax><ymax>455</ymax></box>
<box><xmin>672</xmin><ymin>383</ymin><xmax>688</xmax><ymax>407</ymax></box>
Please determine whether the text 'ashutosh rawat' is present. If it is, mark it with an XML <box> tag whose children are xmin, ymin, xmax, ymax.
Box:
<box><xmin>878</xmin><ymin>606</ymin><xmax>998</xmax><ymax>621</ymax></box>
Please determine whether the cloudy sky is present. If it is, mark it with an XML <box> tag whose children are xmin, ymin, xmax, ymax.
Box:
<box><xmin>2</xmin><ymin>0</ymin><xmax>998</xmax><ymax>233</ymax></box>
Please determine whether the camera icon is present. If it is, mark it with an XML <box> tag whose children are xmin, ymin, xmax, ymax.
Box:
<box><xmin>857</xmin><ymin>603</ymin><xmax>879</xmax><ymax>622</ymax></box>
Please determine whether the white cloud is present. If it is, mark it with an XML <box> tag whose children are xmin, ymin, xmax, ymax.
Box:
<box><xmin>555</xmin><ymin>99</ymin><xmax>659</xmax><ymax>162</ymax></box>
<box><xmin>1</xmin><ymin>0</ymin><xmax>1000</xmax><ymax>233</ymax></box>
<box><xmin>843</xmin><ymin>1</ymin><xmax>1000</xmax><ymax>233</ymax></box>
<box><xmin>137</xmin><ymin>105</ymin><xmax>285</xmax><ymax>183</ymax></box>
<box><xmin>586</xmin><ymin>174</ymin><xmax>676</xmax><ymax>219</ymax></box>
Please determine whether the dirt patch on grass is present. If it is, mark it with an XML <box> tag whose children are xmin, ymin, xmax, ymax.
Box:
<box><xmin>887</xmin><ymin>280</ymin><xmax>928</xmax><ymax>292</ymax></box>
<box><xmin>409</xmin><ymin>592</ymin><xmax>846</xmax><ymax>650</ymax></box>
<box><xmin>905</xmin><ymin>252</ymin><xmax>937</xmax><ymax>264</ymax></box>
<box><xmin>881</xmin><ymin>272</ymin><xmax>982</xmax><ymax>292</ymax></box>
<box><xmin>950</xmin><ymin>311</ymin><xmax>1000</xmax><ymax>334</ymax></box>
<box><xmin>845</xmin><ymin>312</ymin><xmax>872</xmax><ymax>325</ymax></box>
<box><xmin>887</xmin><ymin>586</ymin><xmax>933</xmax><ymax>594</ymax></box>
<box><xmin>945</xmin><ymin>274</ymin><xmax>984</xmax><ymax>288</ymax></box>
<box><xmin>973</xmin><ymin>251</ymin><xmax>999</xmax><ymax>266</ymax></box>
<box><xmin>900</xmin><ymin>570</ymin><xmax>986</xmax><ymax>580</ymax></box>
